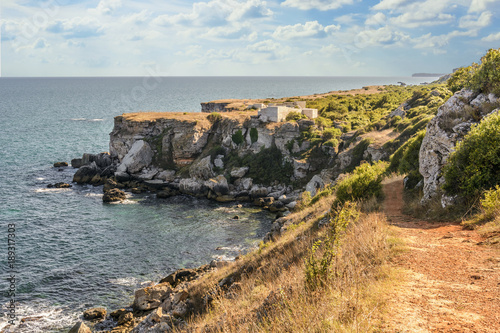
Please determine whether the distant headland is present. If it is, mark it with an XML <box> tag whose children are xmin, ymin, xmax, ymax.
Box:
<box><xmin>412</xmin><ymin>73</ymin><xmax>446</xmax><ymax>77</ymax></box>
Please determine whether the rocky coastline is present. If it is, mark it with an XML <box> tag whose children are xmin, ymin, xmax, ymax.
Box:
<box><xmin>59</xmin><ymin>81</ymin><xmax>500</xmax><ymax>332</ymax></box>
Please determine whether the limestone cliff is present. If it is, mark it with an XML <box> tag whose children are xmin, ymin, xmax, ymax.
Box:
<box><xmin>419</xmin><ymin>89</ymin><xmax>498</xmax><ymax>206</ymax></box>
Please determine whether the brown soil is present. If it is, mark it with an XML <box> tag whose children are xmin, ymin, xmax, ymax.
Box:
<box><xmin>381</xmin><ymin>177</ymin><xmax>500</xmax><ymax>333</ymax></box>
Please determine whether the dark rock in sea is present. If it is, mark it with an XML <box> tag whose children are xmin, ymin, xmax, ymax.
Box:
<box><xmin>103</xmin><ymin>178</ymin><xmax>119</xmax><ymax>192</ymax></box>
<box><xmin>82</xmin><ymin>152</ymin><xmax>113</xmax><ymax>169</ymax></box>
<box><xmin>103</xmin><ymin>188</ymin><xmax>126</xmax><ymax>203</ymax></box>
<box><xmin>68</xmin><ymin>321</ymin><xmax>92</xmax><ymax>333</ymax></box>
<box><xmin>47</xmin><ymin>182</ymin><xmax>72</xmax><ymax>189</ymax></box>
<box><xmin>156</xmin><ymin>187</ymin><xmax>180</xmax><ymax>199</ymax></box>
<box><xmin>71</xmin><ymin>158</ymin><xmax>83</xmax><ymax>168</ymax></box>
<box><xmin>53</xmin><ymin>162</ymin><xmax>68</xmax><ymax>167</ymax></box>
<box><xmin>83</xmin><ymin>307</ymin><xmax>107</xmax><ymax>321</ymax></box>
<box><xmin>73</xmin><ymin>162</ymin><xmax>100</xmax><ymax>184</ymax></box>
<box><xmin>100</xmin><ymin>165</ymin><xmax>116</xmax><ymax>178</ymax></box>
<box><xmin>114</xmin><ymin>171</ymin><xmax>131</xmax><ymax>182</ymax></box>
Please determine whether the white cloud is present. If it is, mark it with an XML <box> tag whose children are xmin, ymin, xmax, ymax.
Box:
<box><xmin>389</xmin><ymin>0</ymin><xmax>455</xmax><ymax>28</ymax></box>
<box><xmin>365</xmin><ymin>12</ymin><xmax>386</xmax><ymax>26</ymax></box>
<box><xmin>122</xmin><ymin>10</ymin><xmax>151</xmax><ymax>25</ymax></box>
<box><xmin>272</xmin><ymin>21</ymin><xmax>340</xmax><ymax>40</ymax></box>
<box><xmin>372</xmin><ymin>0</ymin><xmax>411</xmax><ymax>11</ymax></box>
<box><xmin>154</xmin><ymin>0</ymin><xmax>272</xmax><ymax>27</ymax></box>
<box><xmin>355</xmin><ymin>26</ymin><xmax>409</xmax><ymax>47</ymax></box>
<box><xmin>46</xmin><ymin>17</ymin><xmax>104</xmax><ymax>39</ymax></box>
<box><xmin>281</xmin><ymin>0</ymin><xmax>354</xmax><ymax>11</ymax></box>
<box><xmin>469</xmin><ymin>0</ymin><xmax>497</xmax><ymax>13</ymax></box>
<box><xmin>90</xmin><ymin>0</ymin><xmax>122</xmax><ymax>15</ymax></box>
<box><xmin>482</xmin><ymin>31</ymin><xmax>500</xmax><ymax>41</ymax></box>
<box><xmin>247</xmin><ymin>39</ymin><xmax>291</xmax><ymax>59</ymax></box>
<box><xmin>413</xmin><ymin>30</ymin><xmax>474</xmax><ymax>50</ymax></box>
<box><xmin>458</xmin><ymin>11</ymin><xmax>492</xmax><ymax>29</ymax></box>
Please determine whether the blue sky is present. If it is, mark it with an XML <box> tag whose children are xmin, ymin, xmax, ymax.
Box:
<box><xmin>1</xmin><ymin>0</ymin><xmax>500</xmax><ymax>76</ymax></box>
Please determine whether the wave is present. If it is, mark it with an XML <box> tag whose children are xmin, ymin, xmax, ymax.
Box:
<box><xmin>69</xmin><ymin>118</ymin><xmax>104</xmax><ymax>122</ymax></box>
<box><xmin>0</xmin><ymin>301</ymin><xmax>79</xmax><ymax>333</ymax></box>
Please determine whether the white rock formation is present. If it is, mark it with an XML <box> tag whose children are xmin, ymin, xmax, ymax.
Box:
<box><xmin>419</xmin><ymin>89</ymin><xmax>497</xmax><ymax>205</ymax></box>
<box><xmin>116</xmin><ymin>140</ymin><xmax>153</xmax><ymax>174</ymax></box>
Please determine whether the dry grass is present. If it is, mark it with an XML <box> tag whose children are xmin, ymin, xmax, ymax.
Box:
<box><xmin>177</xmin><ymin>197</ymin><xmax>396</xmax><ymax>333</ymax></box>
<box><xmin>121</xmin><ymin>111</ymin><xmax>257</xmax><ymax>124</ymax></box>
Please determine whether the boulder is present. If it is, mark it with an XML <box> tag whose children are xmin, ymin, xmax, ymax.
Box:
<box><xmin>214</xmin><ymin>155</ymin><xmax>224</xmax><ymax>169</ymax></box>
<box><xmin>189</xmin><ymin>156</ymin><xmax>214</xmax><ymax>180</ymax></box>
<box><xmin>305</xmin><ymin>175</ymin><xmax>325</xmax><ymax>197</ymax></box>
<box><xmin>137</xmin><ymin>168</ymin><xmax>159</xmax><ymax>180</ymax></box>
<box><xmin>68</xmin><ymin>322</ymin><xmax>92</xmax><ymax>333</ymax></box>
<box><xmin>179</xmin><ymin>178</ymin><xmax>205</xmax><ymax>197</ymax></box>
<box><xmin>116</xmin><ymin>140</ymin><xmax>153</xmax><ymax>174</ymax></box>
<box><xmin>155</xmin><ymin>170</ymin><xmax>176</xmax><ymax>182</ymax></box>
<box><xmin>53</xmin><ymin>162</ymin><xmax>68</xmax><ymax>167</ymax></box>
<box><xmin>293</xmin><ymin>159</ymin><xmax>309</xmax><ymax>179</ymax></box>
<box><xmin>133</xmin><ymin>283</ymin><xmax>172</xmax><ymax>311</ymax></box>
<box><xmin>71</xmin><ymin>158</ymin><xmax>83</xmax><ymax>168</ymax></box>
<box><xmin>159</xmin><ymin>268</ymin><xmax>197</xmax><ymax>288</ymax></box>
<box><xmin>47</xmin><ymin>183</ymin><xmax>72</xmax><ymax>189</ymax></box>
<box><xmin>83</xmin><ymin>307</ymin><xmax>107</xmax><ymax>321</ymax></box>
<box><xmin>103</xmin><ymin>188</ymin><xmax>126</xmax><ymax>203</ymax></box>
<box><xmin>205</xmin><ymin>175</ymin><xmax>229</xmax><ymax>196</ymax></box>
<box><xmin>114</xmin><ymin>171</ymin><xmax>131</xmax><ymax>182</ymax></box>
<box><xmin>73</xmin><ymin>162</ymin><xmax>100</xmax><ymax>184</ymax></box>
<box><xmin>250</xmin><ymin>185</ymin><xmax>268</xmax><ymax>198</ymax></box>
<box><xmin>230</xmin><ymin>167</ymin><xmax>249</xmax><ymax>179</ymax></box>
<box><xmin>82</xmin><ymin>153</ymin><xmax>113</xmax><ymax>169</ymax></box>
<box><xmin>239</xmin><ymin>178</ymin><xmax>253</xmax><ymax>191</ymax></box>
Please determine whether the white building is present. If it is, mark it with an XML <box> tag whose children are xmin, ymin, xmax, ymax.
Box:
<box><xmin>256</xmin><ymin>101</ymin><xmax>318</xmax><ymax>122</ymax></box>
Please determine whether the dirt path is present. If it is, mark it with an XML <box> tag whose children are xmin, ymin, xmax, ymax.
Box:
<box><xmin>381</xmin><ymin>177</ymin><xmax>500</xmax><ymax>333</ymax></box>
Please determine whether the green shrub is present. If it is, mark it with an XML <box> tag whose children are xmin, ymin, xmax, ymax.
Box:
<box><xmin>389</xmin><ymin>130</ymin><xmax>426</xmax><ymax>174</ymax></box>
<box><xmin>322</xmin><ymin>127</ymin><xmax>342</xmax><ymax>141</ymax></box>
<box><xmin>334</xmin><ymin>161</ymin><xmax>388</xmax><ymax>205</ymax></box>
<box><xmin>481</xmin><ymin>185</ymin><xmax>500</xmax><ymax>219</ymax></box>
<box><xmin>286</xmin><ymin>111</ymin><xmax>307</xmax><ymax>121</ymax></box>
<box><xmin>309</xmin><ymin>185</ymin><xmax>334</xmax><ymax>206</ymax></box>
<box><xmin>305</xmin><ymin>201</ymin><xmax>359</xmax><ymax>290</ymax></box>
<box><xmin>232</xmin><ymin>129</ymin><xmax>244</xmax><ymax>145</ymax></box>
<box><xmin>324</xmin><ymin>138</ymin><xmax>339</xmax><ymax>147</ymax></box>
<box><xmin>207</xmin><ymin>112</ymin><xmax>222</xmax><ymax>123</ymax></box>
<box><xmin>250</xmin><ymin>128</ymin><xmax>258</xmax><ymax>144</ymax></box>
<box><xmin>442</xmin><ymin>111</ymin><xmax>500</xmax><ymax>199</ymax></box>
<box><xmin>345</xmin><ymin>138</ymin><xmax>372</xmax><ymax>172</ymax></box>
<box><xmin>447</xmin><ymin>48</ymin><xmax>500</xmax><ymax>95</ymax></box>
<box><xmin>242</xmin><ymin>146</ymin><xmax>294</xmax><ymax>184</ymax></box>
<box><xmin>469</xmin><ymin>48</ymin><xmax>500</xmax><ymax>96</ymax></box>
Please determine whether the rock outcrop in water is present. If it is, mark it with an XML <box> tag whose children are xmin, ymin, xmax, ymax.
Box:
<box><xmin>419</xmin><ymin>89</ymin><xmax>498</xmax><ymax>206</ymax></box>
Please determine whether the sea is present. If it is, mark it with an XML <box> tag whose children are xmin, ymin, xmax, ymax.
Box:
<box><xmin>0</xmin><ymin>76</ymin><xmax>433</xmax><ymax>332</ymax></box>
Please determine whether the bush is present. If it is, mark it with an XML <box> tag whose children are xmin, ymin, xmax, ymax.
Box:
<box><xmin>286</xmin><ymin>111</ymin><xmax>307</xmax><ymax>122</ymax></box>
<box><xmin>442</xmin><ymin>111</ymin><xmax>500</xmax><ymax>199</ymax></box>
<box><xmin>305</xmin><ymin>201</ymin><xmax>359</xmax><ymax>290</ymax></box>
<box><xmin>250</xmin><ymin>128</ymin><xmax>258</xmax><ymax>144</ymax></box>
<box><xmin>481</xmin><ymin>185</ymin><xmax>500</xmax><ymax>219</ymax></box>
<box><xmin>447</xmin><ymin>48</ymin><xmax>500</xmax><ymax>95</ymax></box>
<box><xmin>207</xmin><ymin>112</ymin><xmax>222</xmax><ymax>123</ymax></box>
<box><xmin>322</xmin><ymin>127</ymin><xmax>342</xmax><ymax>141</ymax></box>
<box><xmin>232</xmin><ymin>129</ymin><xmax>244</xmax><ymax>145</ymax></box>
<box><xmin>389</xmin><ymin>130</ymin><xmax>426</xmax><ymax>174</ymax></box>
<box><xmin>334</xmin><ymin>161</ymin><xmax>388</xmax><ymax>205</ymax></box>
<box><xmin>242</xmin><ymin>146</ymin><xmax>294</xmax><ymax>184</ymax></box>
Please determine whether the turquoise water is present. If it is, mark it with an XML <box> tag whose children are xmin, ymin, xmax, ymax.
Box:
<box><xmin>0</xmin><ymin>76</ymin><xmax>431</xmax><ymax>332</ymax></box>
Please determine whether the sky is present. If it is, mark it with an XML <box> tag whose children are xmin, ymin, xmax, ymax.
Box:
<box><xmin>1</xmin><ymin>0</ymin><xmax>500</xmax><ymax>77</ymax></box>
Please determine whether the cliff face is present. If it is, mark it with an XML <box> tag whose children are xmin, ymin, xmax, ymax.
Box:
<box><xmin>419</xmin><ymin>89</ymin><xmax>498</xmax><ymax>206</ymax></box>
<box><xmin>109</xmin><ymin>112</ymin><xmax>309</xmax><ymax>180</ymax></box>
